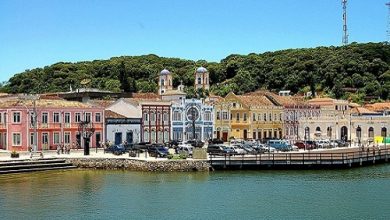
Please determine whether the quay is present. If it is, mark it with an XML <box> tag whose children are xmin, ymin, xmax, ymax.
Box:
<box><xmin>1</xmin><ymin>147</ymin><xmax>390</xmax><ymax>173</ymax></box>
<box><xmin>209</xmin><ymin>148</ymin><xmax>390</xmax><ymax>170</ymax></box>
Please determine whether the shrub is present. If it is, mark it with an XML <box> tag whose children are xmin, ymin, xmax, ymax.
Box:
<box><xmin>167</xmin><ymin>154</ymin><xmax>174</xmax><ymax>159</ymax></box>
<box><xmin>11</xmin><ymin>150</ymin><xmax>19</xmax><ymax>158</ymax></box>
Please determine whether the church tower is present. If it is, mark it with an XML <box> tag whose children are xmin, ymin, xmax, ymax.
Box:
<box><xmin>194</xmin><ymin>67</ymin><xmax>209</xmax><ymax>90</ymax></box>
<box><xmin>158</xmin><ymin>69</ymin><xmax>173</xmax><ymax>95</ymax></box>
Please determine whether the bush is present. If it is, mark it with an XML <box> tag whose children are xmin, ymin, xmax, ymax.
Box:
<box><xmin>179</xmin><ymin>153</ymin><xmax>187</xmax><ymax>159</ymax></box>
<box><xmin>167</xmin><ymin>154</ymin><xmax>174</xmax><ymax>159</ymax></box>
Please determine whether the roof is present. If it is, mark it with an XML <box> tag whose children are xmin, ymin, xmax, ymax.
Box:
<box><xmin>131</xmin><ymin>93</ymin><xmax>160</xmax><ymax>99</ymax></box>
<box><xmin>306</xmin><ymin>97</ymin><xmax>336</xmax><ymax>106</ymax></box>
<box><xmin>161</xmin><ymin>90</ymin><xmax>186</xmax><ymax>96</ymax></box>
<box><xmin>236</xmin><ymin>95</ymin><xmax>274</xmax><ymax>107</ymax></box>
<box><xmin>104</xmin><ymin>110</ymin><xmax>127</xmax><ymax>119</ymax></box>
<box><xmin>365</xmin><ymin>102</ymin><xmax>390</xmax><ymax>112</ymax></box>
<box><xmin>246</xmin><ymin>90</ymin><xmax>297</xmax><ymax>106</ymax></box>
<box><xmin>0</xmin><ymin>98</ymin><xmax>93</xmax><ymax>108</ymax></box>
<box><xmin>160</xmin><ymin>69</ymin><xmax>170</xmax><ymax>75</ymax></box>
<box><xmin>196</xmin><ymin>67</ymin><xmax>208</xmax><ymax>73</ymax></box>
<box><xmin>88</xmin><ymin>99</ymin><xmax>116</xmax><ymax>108</ymax></box>
<box><xmin>351</xmin><ymin>107</ymin><xmax>379</xmax><ymax>115</ymax></box>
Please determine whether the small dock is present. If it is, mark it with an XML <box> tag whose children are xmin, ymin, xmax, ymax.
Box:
<box><xmin>209</xmin><ymin>149</ymin><xmax>390</xmax><ymax>170</ymax></box>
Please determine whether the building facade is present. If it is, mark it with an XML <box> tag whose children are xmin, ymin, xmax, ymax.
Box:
<box><xmin>141</xmin><ymin>101</ymin><xmax>172</xmax><ymax>144</ymax></box>
<box><xmin>171</xmin><ymin>99</ymin><xmax>214</xmax><ymax>142</ymax></box>
<box><xmin>0</xmin><ymin>96</ymin><xmax>104</xmax><ymax>151</ymax></box>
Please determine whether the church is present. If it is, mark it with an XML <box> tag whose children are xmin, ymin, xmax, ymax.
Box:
<box><xmin>158</xmin><ymin>67</ymin><xmax>214</xmax><ymax>142</ymax></box>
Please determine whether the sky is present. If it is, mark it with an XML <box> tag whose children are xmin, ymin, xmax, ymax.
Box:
<box><xmin>0</xmin><ymin>0</ymin><xmax>389</xmax><ymax>82</ymax></box>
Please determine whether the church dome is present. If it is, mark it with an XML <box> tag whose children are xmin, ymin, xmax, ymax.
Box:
<box><xmin>196</xmin><ymin>67</ymin><xmax>207</xmax><ymax>73</ymax></box>
<box><xmin>160</xmin><ymin>69</ymin><xmax>170</xmax><ymax>75</ymax></box>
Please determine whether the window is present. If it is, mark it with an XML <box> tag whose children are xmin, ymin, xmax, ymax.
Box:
<box><xmin>42</xmin><ymin>133</ymin><xmax>49</xmax><ymax>144</ymax></box>
<box><xmin>85</xmin><ymin>113</ymin><xmax>91</xmax><ymax>123</ymax></box>
<box><xmin>163</xmin><ymin>112</ymin><xmax>169</xmax><ymax>122</ymax></box>
<box><xmin>269</xmin><ymin>113</ymin><xmax>272</xmax><ymax>121</ymax></box>
<box><xmin>151</xmin><ymin>112</ymin><xmax>156</xmax><ymax>122</ymax></box>
<box><xmin>243</xmin><ymin>113</ymin><xmax>247</xmax><ymax>122</ymax></box>
<box><xmin>264</xmin><ymin>113</ymin><xmax>267</xmax><ymax>121</ymax></box>
<box><xmin>64</xmin><ymin>132</ymin><xmax>71</xmax><ymax>144</ymax></box>
<box><xmin>0</xmin><ymin>113</ymin><xmax>2</xmax><ymax>123</ymax></box>
<box><xmin>53</xmin><ymin>112</ymin><xmax>60</xmax><ymax>123</ymax></box>
<box><xmin>12</xmin><ymin>133</ymin><xmax>21</xmax><ymax>146</ymax></box>
<box><xmin>222</xmin><ymin>112</ymin><xmax>228</xmax><ymax>120</ymax></box>
<box><xmin>65</xmin><ymin>113</ymin><xmax>70</xmax><ymax>124</ymax></box>
<box><xmin>216</xmin><ymin>111</ymin><xmax>220</xmax><ymax>120</ymax></box>
<box><xmin>253</xmin><ymin>113</ymin><xmax>256</xmax><ymax>121</ymax></box>
<box><xmin>143</xmin><ymin>112</ymin><xmax>149</xmax><ymax>122</ymax></box>
<box><xmin>204</xmin><ymin>112</ymin><xmax>211</xmax><ymax>121</ymax></box>
<box><xmin>161</xmin><ymin>79</ymin><xmax>165</xmax><ymax>86</ymax></box>
<box><xmin>279</xmin><ymin>113</ymin><xmax>282</xmax><ymax>121</ymax></box>
<box><xmin>53</xmin><ymin>132</ymin><xmax>60</xmax><ymax>144</ymax></box>
<box><xmin>42</xmin><ymin>113</ymin><xmax>48</xmax><ymax>124</ymax></box>
<box><xmin>232</xmin><ymin>103</ymin><xmax>236</xmax><ymax>108</ymax></box>
<box><xmin>144</xmin><ymin>130</ymin><xmax>149</xmax><ymax>142</ymax></box>
<box><xmin>173</xmin><ymin>111</ymin><xmax>181</xmax><ymax>121</ymax></box>
<box><xmin>30</xmin><ymin>133</ymin><xmax>35</xmax><ymax>146</ymax></box>
<box><xmin>13</xmin><ymin>112</ymin><xmax>21</xmax><ymax>123</ymax></box>
<box><xmin>236</xmin><ymin>113</ymin><xmax>240</xmax><ymax>121</ymax></box>
<box><xmin>95</xmin><ymin>113</ymin><xmax>101</xmax><ymax>122</ymax></box>
<box><xmin>197</xmin><ymin>77</ymin><xmax>201</xmax><ymax>85</ymax></box>
<box><xmin>368</xmin><ymin>127</ymin><xmax>374</xmax><ymax>138</ymax></box>
<box><xmin>75</xmin><ymin>113</ymin><xmax>81</xmax><ymax>122</ymax></box>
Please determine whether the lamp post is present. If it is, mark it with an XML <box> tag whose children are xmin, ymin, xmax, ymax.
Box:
<box><xmin>78</xmin><ymin>120</ymin><xmax>95</xmax><ymax>156</ymax></box>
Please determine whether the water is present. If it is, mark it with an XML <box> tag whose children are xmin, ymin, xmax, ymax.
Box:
<box><xmin>1</xmin><ymin>166</ymin><xmax>390</xmax><ymax>220</ymax></box>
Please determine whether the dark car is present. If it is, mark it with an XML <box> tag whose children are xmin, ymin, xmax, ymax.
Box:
<box><xmin>294</xmin><ymin>141</ymin><xmax>315</xmax><ymax>150</ymax></box>
<box><xmin>148</xmin><ymin>146</ymin><xmax>169</xmax><ymax>158</ymax></box>
<box><xmin>207</xmin><ymin>144</ymin><xmax>225</xmax><ymax>154</ymax></box>
<box><xmin>208</xmin><ymin>138</ymin><xmax>224</xmax><ymax>145</ymax></box>
<box><xmin>105</xmin><ymin>144</ymin><xmax>126</xmax><ymax>155</ymax></box>
<box><xmin>133</xmin><ymin>142</ymin><xmax>151</xmax><ymax>152</ymax></box>
<box><xmin>187</xmin><ymin>140</ymin><xmax>204</xmax><ymax>148</ymax></box>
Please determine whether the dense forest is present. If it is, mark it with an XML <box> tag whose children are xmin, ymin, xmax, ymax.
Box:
<box><xmin>1</xmin><ymin>42</ymin><xmax>390</xmax><ymax>103</ymax></box>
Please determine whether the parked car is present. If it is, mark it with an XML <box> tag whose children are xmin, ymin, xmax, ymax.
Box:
<box><xmin>186</xmin><ymin>140</ymin><xmax>205</xmax><ymax>148</ymax></box>
<box><xmin>177</xmin><ymin>145</ymin><xmax>193</xmax><ymax>156</ymax></box>
<box><xmin>230</xmin><ymin>139</ymin><xmax>244</xmax><ymax>145</ymax></box>
<box><xmin>315</xmin><ymin>140</ymin><xmax>330</xmax><ymax>148</ymax></box>
<box><xmin>207</xmin><ymin>144</ymin><xmax>225</xmax><ymax>154</ymax></box>
<box><xmin>148</xmin><ymin>146</ymin><xmax>169</xmax><ymax>158</ymax></box>
<box><xmin>293</xmin><ymin>141</ymin><xmax>316</xmax><ymax>150</ymax></box>
<box><xmin>208</xmin><ymin>138</ymin><xmax>224</xmax><ymax>144</ymax></box>
<box><xmin>257</xmin><ymin>144</ymin><xmax>276</xmax><ymax>153</ymax></box>
<box><xmin>133</xmin><ymin>142</ymin><xmax>151</xmax><ymax>152</ymax></box>
<box><xmin>266</xmin><ymin>140</ymin><xmax>292</xmax><ymax>151</ymax></box>
<box><xmin>242</xmin><ymin>144</ymin><xmax>256</xmax><ymax>154</ymax></box>
<box><xmin>336</xmin><ymin>139</ymin><xmax>348</xmax><ymax>147</ymax></box>
<box><xmin>230</xmin><ymin>145</ymin><xmax>247</xmax><ymax>154</ymax></box>
<box><xmin>105</xmin><ymin>144</ymin><xmax>126</xmax><ymax>155</ymax></box>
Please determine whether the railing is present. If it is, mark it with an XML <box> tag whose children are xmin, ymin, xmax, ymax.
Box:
<box><xmin>209</xmin><ymin>149</ymin><xmax>390</xmax><ymax>167</ymax></box>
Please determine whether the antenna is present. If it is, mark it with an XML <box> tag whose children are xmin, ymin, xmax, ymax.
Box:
<box><xmin>386</xmin><ymin>2</ymin><xmax>390</xmax><ymax>43</ymax></box>
<box><xmin>342</xmin><ymin>0</ymin><xmax>348</xmax><ymax>45</ymax></box>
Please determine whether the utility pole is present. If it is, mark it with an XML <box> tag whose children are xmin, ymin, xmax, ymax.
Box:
<box><xmin>342</xmin><ymin>0</ymin><xmax>348</xmax><ymax>45</ymax></box>
<box><xmin>386</xmin><ymin>2</ymin><xmax>390</xmax><ymax>43</ymax></box>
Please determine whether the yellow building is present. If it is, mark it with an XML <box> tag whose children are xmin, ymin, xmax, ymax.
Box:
<box><xmin>214</xmin><ymin>92</ymin><xmax>284</xmax><ymax>141</ymax></box>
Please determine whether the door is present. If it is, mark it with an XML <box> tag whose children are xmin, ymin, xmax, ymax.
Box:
<box><xmin>126</xmin><ymin>131</ymin><xmax>133</xmax><ymax>144</ymax></box>
<box><xmin>96</xmin><ymin>133</ymin><xmax>101</xmax><ymax>148</ymax></box>
<box><xmin>222</xmin><ymin>132</ymin><xmax>228</xmax><ymax>142</ymax></box>
<box><xmin>115</xmin><ymin>132</ymin><xmax>122</xmax><ymax>145</ymax></box>
<box><xmin>243</xmin><ymin>130</ymin><xmax>248</xmax><ymax>140</ymax></box>
<box><xmin>340</xmin><ymin>126</ymin><xmax>348</xmax><ymax>141</ymax></box>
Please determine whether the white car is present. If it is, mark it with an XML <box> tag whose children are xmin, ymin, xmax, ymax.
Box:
<box><xmin>231</xmin><ymin>145</ymin><xmax>247</xmax><ymax>154</ymax></box>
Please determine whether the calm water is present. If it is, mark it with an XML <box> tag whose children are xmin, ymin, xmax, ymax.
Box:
<box><xmin>1</xmin><ymin>166</ymin><xmax>390</xmax><ymax>220</ymax></box>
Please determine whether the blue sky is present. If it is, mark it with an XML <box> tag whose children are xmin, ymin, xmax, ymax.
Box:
<box><xmin>0</xmin><ymin>0</ymin><xmax>388</xmax><ymax>82</ymax></box>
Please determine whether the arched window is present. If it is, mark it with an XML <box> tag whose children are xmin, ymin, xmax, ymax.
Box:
<box><xmin>197</xmin><ymin>77</ymin><xmax>201</xmax><ymax>85</ymax></box>
<box><xmin>160</xmin><ymin>79</ymin><xmax>165</xmax><ymax>86</ymax></box>
<box><xmin>316</xmin><ymin>127</ymin><xmax>321</xmax><ymax>132</ymax></box>
<box><xmin>305</xmin><ymin>127</ymin><xmax>310</xmax><ymax>140</ymax></box>
<box><xmin>356</xmin><ymin>126</ymin><xmax>362</xmax><ymax>139</ymax></box>
<box><xmin>382</xmin><ymin>127</ymin><xmax>387</xmax><ymax>137</ymax></box>
<box><xmin>368</xmin><ymin>127</ymin><xmax>374</xmax><ymax>138</ymax></box>
<box><xmin>327</xmin><ymin>127</ymin><xmax>332</xmax><ymax>138</ymax></box>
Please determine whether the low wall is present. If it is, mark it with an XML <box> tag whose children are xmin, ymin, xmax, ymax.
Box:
<box><xmin>65</xmin><ymin>158</ymin><xmax>210</xmax><ymax>172</ymax></box>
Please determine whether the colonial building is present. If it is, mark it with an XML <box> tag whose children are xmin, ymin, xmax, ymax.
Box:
<box><xmin>0</xmin><ymin>95</ymin><xmax>104</xmax><ymax>151</ymax></box>
<box><xmin>298</xmin><ymin>98</ymin><xmax>351</xmax><ymax>141</ymax></box>
<box><xmin>171</xmin><ymin>99</ymin><xmax>214</xmax><ymax>142</ymax></box>
<box><xmin>104</xmin><ymin>98</ymin><xmax>143</xmax><ymax>145</ymax></box>
<box><xmin>141</xmin><ymin>100</ymin><xmax>172</xmax><ymax>144</ymax></box>
<box><xmin>214</xmin><ymin>92</ymin><xmax>284</xmax><ymax>142</ymax></box>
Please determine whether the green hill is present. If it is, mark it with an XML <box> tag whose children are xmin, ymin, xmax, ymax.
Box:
<box><xmin>1</xmin><ymin>42</ymin><xmax>390</xmax><ymax>102</ymax></box>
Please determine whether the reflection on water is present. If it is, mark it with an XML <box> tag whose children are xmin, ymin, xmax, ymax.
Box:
<box><xmin>1</xmin><ymin>166</ymin><xmax>390</xmax><ymax>219</ymax></box>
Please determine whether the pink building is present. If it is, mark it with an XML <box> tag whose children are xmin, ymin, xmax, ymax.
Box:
<box><xmin>0</xmin><ymin>96</ymin><xmax>104</xmax><ymax>152</ymax></box>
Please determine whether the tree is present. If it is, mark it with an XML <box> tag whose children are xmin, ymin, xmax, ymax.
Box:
<box><xmin>104</xmin><ymin>79</ymin><xmax>121</xmax><ymax>93</ymax></box>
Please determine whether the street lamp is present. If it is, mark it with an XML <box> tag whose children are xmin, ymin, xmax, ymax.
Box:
<box><xmin>78</xmin><ymin>120</ymin><xmax>95</xmax><ymax>156</ymax></box>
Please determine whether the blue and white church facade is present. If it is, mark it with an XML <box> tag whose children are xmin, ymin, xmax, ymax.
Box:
<box><xmin>171</xmin><ymin>99</ymin><xmax>214</xmax><ymax>142</ymax></box>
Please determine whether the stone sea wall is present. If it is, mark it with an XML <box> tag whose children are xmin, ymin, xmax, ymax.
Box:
<box><xmin>65</xmin><ymin>158</ymin><xmax>210</xmax><ymax>172</ymax></box>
